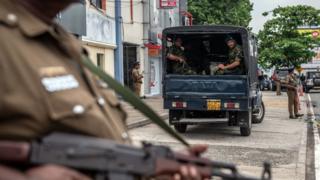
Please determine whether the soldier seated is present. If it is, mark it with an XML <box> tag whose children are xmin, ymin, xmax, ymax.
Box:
<box><xmin>166</xmin><ymin>38</ymin><xmax>195</xmax><ymax>75</ymax></box>
<box><xmin>211</xmin><ymin>36</ymin><xmax>244</xmax><ymax>75</ymax></box>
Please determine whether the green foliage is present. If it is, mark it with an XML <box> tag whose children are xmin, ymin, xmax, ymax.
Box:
<box><xmin>258</xmin><ymin>5</ymin><xmax>320</xmax><ymax>68</ymax></box>
<box><xmin>188</xmin><ymin>0</ymin><xmax>253</xmax><ymax>27</ymax></box>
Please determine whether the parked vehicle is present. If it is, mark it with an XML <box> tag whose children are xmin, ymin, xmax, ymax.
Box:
<box><xmin>162</xmin><ymin>25</ymin><xmax>265</xmax><ymax>136</ymax></box>
<box><xmin>305</xmin><ymin>71</ymin><xmax>320</xmax><ymax>93</ymax></box>
<box><xmin>259</xmin><ymin>75</ymin><xmax>272</xmax><ymax>91</ymax></box>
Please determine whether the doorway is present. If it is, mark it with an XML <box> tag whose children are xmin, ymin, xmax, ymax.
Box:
<box><xmin>123</xmin><ymin>43</ymin><xmax>138</xmax><ymax>90</ymax></box>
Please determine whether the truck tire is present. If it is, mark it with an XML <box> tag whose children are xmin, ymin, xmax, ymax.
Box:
<box><xmin>305</xmin><ymin>88</ymin><xmax>310</xmax><ymax>93</ymax></box>
<box><xmin>252</xmin><ymin>101</ymin><xmax>265</xmax><ymax>124</ymax></box>
<box><xmin>174</xmin><ymin>124</ymin><xmax>187</xmax><ymax>133</ymax></box>
<box><xmin>238</xmin><ymin>111</ymin><xmax>252</xmax><ymax>136</ymax></box>
<box><xmin>240</xmin><ymin>127</ymin><xmax>251</xmax><ymax>136</ymax></box>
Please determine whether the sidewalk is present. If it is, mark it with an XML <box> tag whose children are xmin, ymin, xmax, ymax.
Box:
<box><xmin>121</xmin><ymin>96</ymin><xmax>168</xmax><ymax>129</ymax></box>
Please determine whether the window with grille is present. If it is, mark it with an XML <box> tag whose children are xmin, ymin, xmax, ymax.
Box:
<box><xmin>90</xmin><ymin>0</ymin><xmax>103</xmax><ymax>9</ymax></box>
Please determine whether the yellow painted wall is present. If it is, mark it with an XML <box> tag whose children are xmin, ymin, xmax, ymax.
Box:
<box><xmin>83</xmin><ymin>44</ymin><xmax>115</xmax><ymax>77</ymax></box>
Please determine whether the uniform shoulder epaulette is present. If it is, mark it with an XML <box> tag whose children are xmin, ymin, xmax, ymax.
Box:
<box><xmin>0</xmin><ymin>13</ymin><xmax>18</xmax><ymax>27</ymax></box>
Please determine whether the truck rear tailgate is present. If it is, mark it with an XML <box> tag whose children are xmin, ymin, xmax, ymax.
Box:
<box><xmin>164</xmin><ymin>75</ymin><xmax>248</xmax><ymax>98</ymax></box>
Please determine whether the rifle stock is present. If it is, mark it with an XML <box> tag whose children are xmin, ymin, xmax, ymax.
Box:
<box><xmin>0</xmin><ymin>133</ymin><xmax>272</xmax><ymax>180</ymax></box>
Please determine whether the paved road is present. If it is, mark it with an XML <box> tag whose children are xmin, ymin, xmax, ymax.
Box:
<box><xmin>129</xmin><ymin>92</ymin><xmax>307</xmax><ymax>180</ymax></box>
<box><xmin>308</xmin><ymin>88</ymin><xmax>320</xmax><ymax>119</ymax></box>
<box><xmin>307</xmin><ymin>88</ymin><xmax>320</xmax><ymax>180</ymax></box>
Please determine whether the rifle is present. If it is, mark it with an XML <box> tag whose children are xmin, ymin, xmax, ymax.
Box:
<box><xmin>0</xmin><ymin>133</ymin><xmax>272</xmax><ymax>180</ymax></box>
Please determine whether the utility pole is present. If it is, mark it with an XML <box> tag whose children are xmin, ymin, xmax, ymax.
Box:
<box><xmin>115</xmin><ymin>0</ymin><xmax>124</xmax><ymax>84</ymax></box>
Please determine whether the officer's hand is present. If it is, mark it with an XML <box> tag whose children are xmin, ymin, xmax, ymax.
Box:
<box><xmin>218</xmin><ymin>64</ymin><xmax>225</xmax><ymax>70</ymax></box>
<box><xmin>173</xmin><ymin>144</ymin><xmax>209</xmax><ymax>180</ymax></box>
<box><xmin>178</xmin><ymin>57</ymin><xmax>185</xmax><ymax>63</ymax></box>
<box><xmin>26</xmin><ymin>164</ymin><xmax>92</xmax><ymax>180</ymax></box>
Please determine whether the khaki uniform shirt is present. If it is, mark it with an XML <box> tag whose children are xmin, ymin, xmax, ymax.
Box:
<box><xmin>132</xmin><ymin>68</ymin><xmax>143</xmax><ymax>84</ymax></box>
<box><xmin>286</xmin><ymin>74</ymin><xmax>298</xmax><ymax>89</ymax></box>
<box><xmin>0</xmin><ymin>1</ymin><xmax>129</xmax><ymax>143</ymax></box>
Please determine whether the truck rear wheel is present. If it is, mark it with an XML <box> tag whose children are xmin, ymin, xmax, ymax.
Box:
<box><xmin>240</xmin><ymin>127</ymin><xmax>251</xmax><ymax>136</ymax></box>
<box><xmin>174</xmin><ymin>124</ymin><xmax>187</xmax><ymax>133</ymax></box>
<box><xmin>305</xmin><ymin>88</ymin><xmax>310</xmax><ymax>93</ymax></box>
<box><xmin>252</xmin><ymin>101</ymin><xmax>265</xmax><ymax>124</ymax></box>
<box><xmin>238</xmin><ymin>111</ymin><xmax>252</xmax><ymax>136</ymax></box>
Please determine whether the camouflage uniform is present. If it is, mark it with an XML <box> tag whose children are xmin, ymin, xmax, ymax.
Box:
<box><xmin>167</xmin><ymin>45</ymin><xmax>185</xmax><ymax>74</ymax></box>
<box><xmin>214</xmin><ymin>45</ymin><xmax>244</xmax><ymax>75</ymax></box>
<box><xmin>224</xmin><ymin>45</ymin><xmax>244</xmax><ymax>74</ymax></box>
<box><xmin>167</xmin><ymin>45</ymin><xmax>195</xmax><ymax>74</ymax></box>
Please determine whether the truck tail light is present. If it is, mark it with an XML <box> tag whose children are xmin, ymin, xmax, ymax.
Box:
<box><xmin>224</xmin><ymin>102</ymin><xmax>240</xmax><ymax>109</ymax></box>
<box><xmin>172</xmin><ymin>102</ymin><xmax>187</xmax><ymax>108</ymax></box>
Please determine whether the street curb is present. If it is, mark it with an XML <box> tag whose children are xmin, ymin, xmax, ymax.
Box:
<box><xmin>313</xmin><ymin>122</ymin><xmax>320</xmax><ymax>180</ymax></box>
<box><xmin>305</xmin><ymin>94</ymin><xmax>320</xmax><ymax>180</ymax></box>
<box><xmin>127</xmin><ymin>113</ymin><xmax>169</xmax><ymax>130</ymax></box>
<box><xmin>296</xmin><ymin>122</ymin><xmax>307</xmax><ymax>180</ymax></box>
<box><xmin>295</xmin><ymin>95</ymin><xmax>307</xmax><ymax>180</ymax></box>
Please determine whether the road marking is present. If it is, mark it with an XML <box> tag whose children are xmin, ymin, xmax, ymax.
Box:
<box><xmin>306</xmin><ymin>94</ymin><xmax>320</xmax><ymax>180</ymax></box>
<box><xmin>314</xmin><ymin>123</ymin><xmax>320</xmax><ymax>180</ymax></box>
<box><xmin>306</xmin><ymin>94</ymin><xmax>315</xmax><ymax>120</ymax></box>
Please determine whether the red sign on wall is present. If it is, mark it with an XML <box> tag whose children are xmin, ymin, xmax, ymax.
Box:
<box><xmin>160</xmin><ymin>0</ymin><xmax>177</xmax><ymax>8</ymax></box>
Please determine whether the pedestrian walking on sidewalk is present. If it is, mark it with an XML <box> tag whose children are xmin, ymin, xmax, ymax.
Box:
<box><xmin>131</xmin><ymin>62</ymin><xmax>143</xmax><ymax>97</ymax></box>
<box><xmin>285</xmin><ymin>68</ymin><xmax>304</xmax><ymax>119</ymax></box>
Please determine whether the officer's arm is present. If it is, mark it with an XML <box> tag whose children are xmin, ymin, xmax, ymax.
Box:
<box><xmin>132</xmin><ymin>70</ymin><xmax>139</xmax><ymax>80</ymax></box>
<box><xmin>284</xmin><ymin>76</ymin><xmax>296</xmax><ymax>90</ymax></box>
<box><xmin>225</xmin><ymin>48</ymin><xmax>242</xmax><ymax>69</ymax></box>
<box><xmin>167</xmin><ymin>53</ymin><xmax>184</xmax><ymax>62</ymax></box>
<box><xmin>224</xmin><ymin>59</ymin><xmax>240</xmax><ymax>70</ymax></box>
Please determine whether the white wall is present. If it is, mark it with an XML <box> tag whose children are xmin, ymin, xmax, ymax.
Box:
<box><xmin>121</xmin><ymin>0</ymin><xmax>144</xmax><ymax>45</ymax></box>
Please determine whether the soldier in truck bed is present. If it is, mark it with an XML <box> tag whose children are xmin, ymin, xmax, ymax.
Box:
<box><xmin>212</xmin><ymin>36</ymin><xmax>244</xmax><ymax>75</ymax></box>
<box><xmin>166</xmin><ymin>38</ymin><xmax>195</xmax><ymax>75</ymax></box>
<box><xmin>0</xmin><ymin>0</ymin><xmax>207</xmax><ymax>179</ymax></box>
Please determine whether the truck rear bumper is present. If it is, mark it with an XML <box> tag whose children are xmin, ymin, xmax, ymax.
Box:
<box><xmin>164</xmin><ymin>98</ymin><xmax>250</xmax><ymax>111</ymax></box>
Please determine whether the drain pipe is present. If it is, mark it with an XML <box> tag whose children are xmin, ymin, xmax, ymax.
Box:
<box><xmin>114</xmin><ymin>0</ymin><xmax>124</xmax><ymax>84</ymax></box>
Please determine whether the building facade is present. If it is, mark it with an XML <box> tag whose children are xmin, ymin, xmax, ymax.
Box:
<box><xmin>59</xmin><ymin>0</ymin><xmax>116</xmax><ymax>77</ymax></box>
<box><xmin>143</xmin><ymin>0</ymin><xmax>189</xmax><ymax>96</ymax></box>
<box><xmin>58</xmin><ymin>0</ymin><xmax>189</xmax><ymax>96</ymax></box>
<box><xmin>299</xmin><ymin>26</ymin><xmax>320</xmax><ymax>71</ymax></box>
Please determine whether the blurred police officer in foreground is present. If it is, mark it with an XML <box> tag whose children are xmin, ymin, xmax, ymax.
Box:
<box><xmin>0</xmin><ymin>0</ymin><xmax>206</xmax><ymax>179</ymax></box>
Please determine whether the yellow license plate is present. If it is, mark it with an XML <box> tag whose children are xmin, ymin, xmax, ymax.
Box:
<box><xmin>207</xmin><ymin>100</ymin><xmax>221</xmax><ymax>110</ymax></box>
